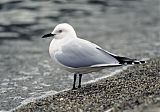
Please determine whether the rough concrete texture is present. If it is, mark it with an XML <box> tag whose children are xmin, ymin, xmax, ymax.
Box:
<box><xmin>13</xmin><ymin>57</ymin><xmax>160</xmax><ymax>112</ymax></box>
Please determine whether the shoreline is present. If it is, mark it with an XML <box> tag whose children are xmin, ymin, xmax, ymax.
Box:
<box><xmin>13</xmin><ymin>57</ymin><xmax>160</xmax><ymax>112</ymax></box>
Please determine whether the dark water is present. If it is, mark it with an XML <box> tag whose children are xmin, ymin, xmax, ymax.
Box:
<box><xmin>0</xmin><ymin>0</ymin><xmax>160</xmax><ymax>111</ymax></box>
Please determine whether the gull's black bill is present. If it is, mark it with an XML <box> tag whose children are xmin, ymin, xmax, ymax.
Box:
<box><xmin>42</xmin><ymin>33</ymin><xmax>55</xmax><ymax>38</ymax></box>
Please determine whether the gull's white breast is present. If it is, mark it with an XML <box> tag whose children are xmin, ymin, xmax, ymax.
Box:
<box><xmin>49</xmin><ymin>38</ymin><xmax>65</xmax><ymax>68</ymax></box>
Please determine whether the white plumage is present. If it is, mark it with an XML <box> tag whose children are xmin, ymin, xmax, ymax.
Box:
<box><xmin>42</xmin><ymin>23</ymin><xmax>145</xmax><ymax>89</ymax></box>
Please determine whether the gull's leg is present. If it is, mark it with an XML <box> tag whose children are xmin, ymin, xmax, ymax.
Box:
<box><xmin>72</xmin><ymin>73</ymin><xmax>77</xmax><ymax>90</ymax></box>
<box><xmin>78</xmin><ymin>74</ymin><xmax>82</xmax><ymax>88</ymax></box>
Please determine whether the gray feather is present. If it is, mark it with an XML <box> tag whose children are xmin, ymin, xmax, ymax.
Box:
<box><xmin>55</xmin><ymin>39</ymin><xmax>119</xmax><ymax>68</ymax></box>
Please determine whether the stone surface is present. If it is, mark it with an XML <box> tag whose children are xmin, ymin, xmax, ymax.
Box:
<box><xmin>13</xmin><ymin>57</ymin><xmax>160</xmax><ymax>112</ymax></box>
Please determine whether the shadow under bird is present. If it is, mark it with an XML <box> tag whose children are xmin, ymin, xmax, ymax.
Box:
<box><xmin>42</xmin><ymin>23</ymin><xmax>145</xmax><ymax>90</ymax></box>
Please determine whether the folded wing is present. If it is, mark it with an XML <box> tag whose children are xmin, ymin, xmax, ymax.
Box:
<box><xmin>55</xmin><ymin>38</ymin><xmax>120</xmax><ymax>68</ymax></box>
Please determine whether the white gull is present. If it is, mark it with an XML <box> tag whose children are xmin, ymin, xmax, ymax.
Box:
<box><xmin>42</xmin><ymin>23</ymin><xmax>145</xmax><ymax>89</ymax></box>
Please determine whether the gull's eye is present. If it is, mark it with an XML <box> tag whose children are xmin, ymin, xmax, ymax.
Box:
<box><xmin>58</xmin><ymin>30</ymin><xmax>62</xmax><ymax>33</ymax></box>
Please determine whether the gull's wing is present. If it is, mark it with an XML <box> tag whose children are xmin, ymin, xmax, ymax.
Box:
<box><xmin>54</xmin><ymin>38</ymin><xmax>121</xmax><ymax>68</ymax></box>
<box><xmin>96</xmin><ymin>45</ymin><xmax>145</xmax><ymax>65</ymax></box>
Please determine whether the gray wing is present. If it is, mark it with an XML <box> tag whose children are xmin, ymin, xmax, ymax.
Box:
<box><xmin>55</xmin><ymin>39</ymin><xmax>120</xmax><ymax>68</ymax></box>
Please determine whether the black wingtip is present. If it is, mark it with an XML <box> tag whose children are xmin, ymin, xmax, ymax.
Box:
<box><xmin>133</xmin><ymin>60</ymin><xmax>146</xmax><ymax>64</ymax></box>
<box><xmin>114</xmin><ymin>55</ymin><xmax>147</xmax><ymax>65</ymax></box>
<box><xmin>140</xmin><ymin>61</ymin><xmax>146</xmax><ymax>64</ymax></box>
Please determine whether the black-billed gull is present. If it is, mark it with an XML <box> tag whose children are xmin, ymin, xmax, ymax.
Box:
<box><xmin>42</xmin><ymin>23</ymin><xmax>145</xmax><ymax>90</ymax></box>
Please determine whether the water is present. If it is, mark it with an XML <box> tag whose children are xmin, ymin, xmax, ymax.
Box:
<box><xmin>0</xmin><ymin>0</ymin><xmax>160</xmax><ymax>111</ymax></box>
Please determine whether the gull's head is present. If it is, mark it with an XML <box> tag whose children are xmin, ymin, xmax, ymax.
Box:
<box><xmin>42</xmin><ymin>23</ymin><xmax>77</xmax><ymax>39</ymax></box>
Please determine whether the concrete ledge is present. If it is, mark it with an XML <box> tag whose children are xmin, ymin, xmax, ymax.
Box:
<box><xmin>13</xmin><ymin>57</ymin><xmax>160</xmax><ymax>112</ymax></box>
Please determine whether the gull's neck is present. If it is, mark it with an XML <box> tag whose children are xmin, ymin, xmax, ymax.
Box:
<box><xmin>67</xmin><ymin>30</ymin><xmax>77</xmax><ymax>39</ymax></box>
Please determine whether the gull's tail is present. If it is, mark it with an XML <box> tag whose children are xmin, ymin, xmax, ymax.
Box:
<box><xmin>114</xmin><ymin>56</ymin><xmax>146</xmax><ymax>65</ymax></box>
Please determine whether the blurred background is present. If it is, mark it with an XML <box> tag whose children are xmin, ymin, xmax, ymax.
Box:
<box><xmin>0</xmin><ymin>0</ymin><xmax>159</xmax><ymax>111</ymax></box>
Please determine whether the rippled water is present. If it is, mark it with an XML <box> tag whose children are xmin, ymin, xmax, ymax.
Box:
<box><xmin>0</xmin><ymin>0</ymin><xmax>160</xmax><ymax>111</ymax></box>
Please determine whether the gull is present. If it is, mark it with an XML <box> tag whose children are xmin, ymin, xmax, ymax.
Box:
<box><xmin>42</xmin><ymin>23</ymin><xmax>145</xmax><ymax>90</ymax></box>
